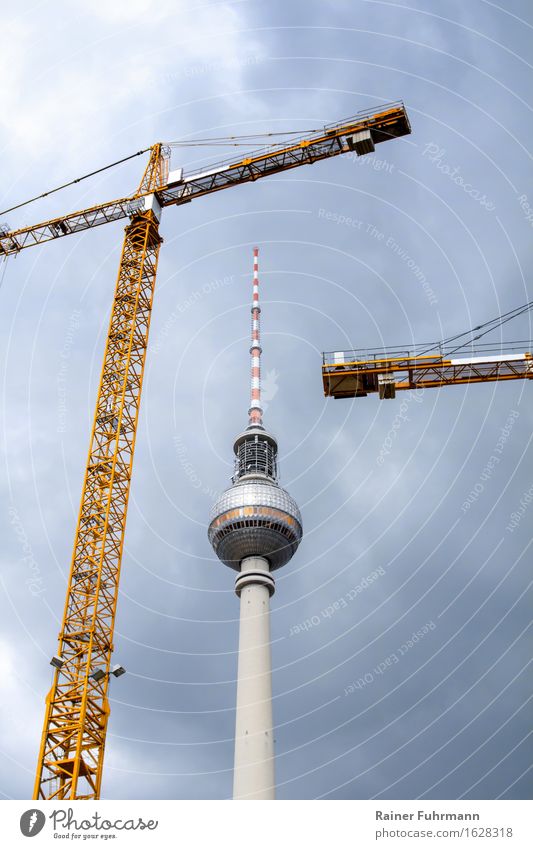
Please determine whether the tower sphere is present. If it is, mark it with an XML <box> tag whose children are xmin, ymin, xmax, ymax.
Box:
<box><xmin>208</xmin><ymin>245</ymin><xmax>302</xmax><ymax>572</ymax></box>
<box><xmin>208</xmin><ymin>428</ymin><xmax>302</xmax><ymax>570</ymax></box>
<box><xmin>208</xmin><ymin>246</ymin><xmax>303</xmax><ymax>801</ymax></box>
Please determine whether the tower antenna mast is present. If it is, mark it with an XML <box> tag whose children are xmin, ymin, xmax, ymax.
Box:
<box><xmin>249</xmin><ymin>247</ymin><xmax>263</xmax><ymax>429</ymax></box>
<box><xmin>208</xmin><ymin>248</ymin><xmax>303</xmax><ymax>799</ymax></box>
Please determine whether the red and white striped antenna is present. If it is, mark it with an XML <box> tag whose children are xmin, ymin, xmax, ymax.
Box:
<box><xmin>248</xmin><ymin>246</ymin><xmax>263</xmax><ymax>428</ymax></box>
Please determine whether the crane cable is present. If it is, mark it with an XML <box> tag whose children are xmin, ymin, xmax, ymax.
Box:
<box><xmin>0</xmin><ymin>129</ymin><xmax>322</xmax><ymax>221</ymax></box>
<box><xmin>166</xmin><ymin>129</ymin><xmax>321</xmax><ymax>147</ymax></box>
<box><xmin>0</xmin><ymin>147</ymin><xmax>153</xmax><ymax>218</ymax></box>
<box><xmin>419</xmin><ymin>300</ymin><xmax>533</xmax><ymax>358</ymax></box>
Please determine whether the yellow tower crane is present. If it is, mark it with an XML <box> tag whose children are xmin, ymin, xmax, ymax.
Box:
<box><xmin>0</xmin><ymin>103</ymin><xmax>411</xmax><ymax>800</ymax></box>
<box><xmin>322</xmin><ymin>342</ymin><xmax>532</xmax><ymax>400</ymax></box>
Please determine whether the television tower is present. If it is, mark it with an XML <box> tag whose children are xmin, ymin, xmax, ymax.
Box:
<box><xmin>208</xmin><ymin>247</ymin><xmax>303</xmax><ymax>799</ymax></box>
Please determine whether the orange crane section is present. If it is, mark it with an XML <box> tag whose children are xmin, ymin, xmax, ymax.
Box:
<box><xmin>0</xmin><ymin>102</ymin><xmax>413</xmax><ymax>800</ymax></box>
<box><xmin>33</xmin><ymin>147</ymin><xmax>165</xmax><ymax>801</ymax></box>
<box><xmin>0</xmin><ymin>102</ymin><xmax>410</xmax><ymax>257</ymax></box>
<box><xmin>322</xmin><ymin>348</ymin><xmax>533</xmax><ymax>399</ymax></box>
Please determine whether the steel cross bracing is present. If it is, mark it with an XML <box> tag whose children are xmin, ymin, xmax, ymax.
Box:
<box><xmin>33</xmin><ymin>152</ymin><xmax>163</xmax><ymax>801</ymax></box>
<box><xmin>0</xmin><ymin>103</ymin><xmax>411</xmax><ymax>800</ymax></box>
<box><xmin>322</xmin><ymin>350</ymin><xmax>533</xmax><ymax>399</ymax></box>
<box><xmin>0</xmin><ymin>103</ymin><xmax>409</xmax><ymax>257</ymax></box>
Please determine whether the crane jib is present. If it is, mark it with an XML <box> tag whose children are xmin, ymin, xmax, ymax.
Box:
<box><xmin>23</xmin><ymin>100</ymin><xmax>410</xmax><ymax>800</ymax></box>
<box><xmin>0</xmin><ymin>102</ymin><xmax>410</xmax><ymax>257</ymax></box>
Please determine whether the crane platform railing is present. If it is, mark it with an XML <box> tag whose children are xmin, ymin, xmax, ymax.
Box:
<box><xmin>322</xmin><ymin>345</ymin><xmax>533</xmax><ymax>399</ymax></box>
<box><xmin>0</xmin><ymin>102</ymin><xmax>410</xmax><ymax>257</ymax></box>
<box><xmin>14</xmin><ymin>100</ymin><xmax>411</xmax><ymax>800</ymax></box>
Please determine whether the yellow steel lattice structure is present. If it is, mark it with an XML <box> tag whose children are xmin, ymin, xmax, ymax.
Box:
<box><xmin>33</xmin><ymin>151</ymin><xmax>164</xmax><ymax>800</ymax></box>
<box><xmin>0</xmin><ymin>102</ymin><xmax>412</xmax><ymax>800</ymax></box>
<box><xmin>0</xmin><ymin>103</ymin><xmax>410</xmax><ymax>258</ymax></box>
<box><xmin>322</xmin><ymin>349</ymin><xmax>533</xmax><ymax>400</ymax></box>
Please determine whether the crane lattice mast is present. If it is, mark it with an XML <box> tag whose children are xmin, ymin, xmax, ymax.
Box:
<box><xmin>0</xmin><ymin>103</ymin><xmax>411</xmax><ymax>800</ymax></box>
<box><xmin>33</xmin><ymin>146</ymin><xmax>167</xmax><ymax>800</ymax></box>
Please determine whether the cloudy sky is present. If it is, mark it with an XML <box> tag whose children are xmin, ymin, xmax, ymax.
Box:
<box><xmin>0</xmin><ymin>0</ymin><xmax>531</xmax><ymax>800</ymax></box>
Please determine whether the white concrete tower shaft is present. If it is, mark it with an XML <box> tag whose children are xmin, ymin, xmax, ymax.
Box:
<box><xmin>233</xmin><ymin>557</ymin><xmax>275</xmax><ymax>799</ymax></box>
<box><xmin>209</xmin><ymin>246</ymin><xmax>302</xmax><ymax>800</ymax></box>
<box><xmin>233</xmin><ymin>247</ymin><xmax>275</xmax><ymax>799</ymax></box>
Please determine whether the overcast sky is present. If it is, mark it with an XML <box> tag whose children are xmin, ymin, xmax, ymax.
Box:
<box><xmin>0</xmin><ymin>0</ymin><xmax>531</xmax><ymax>801</ymax></box>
